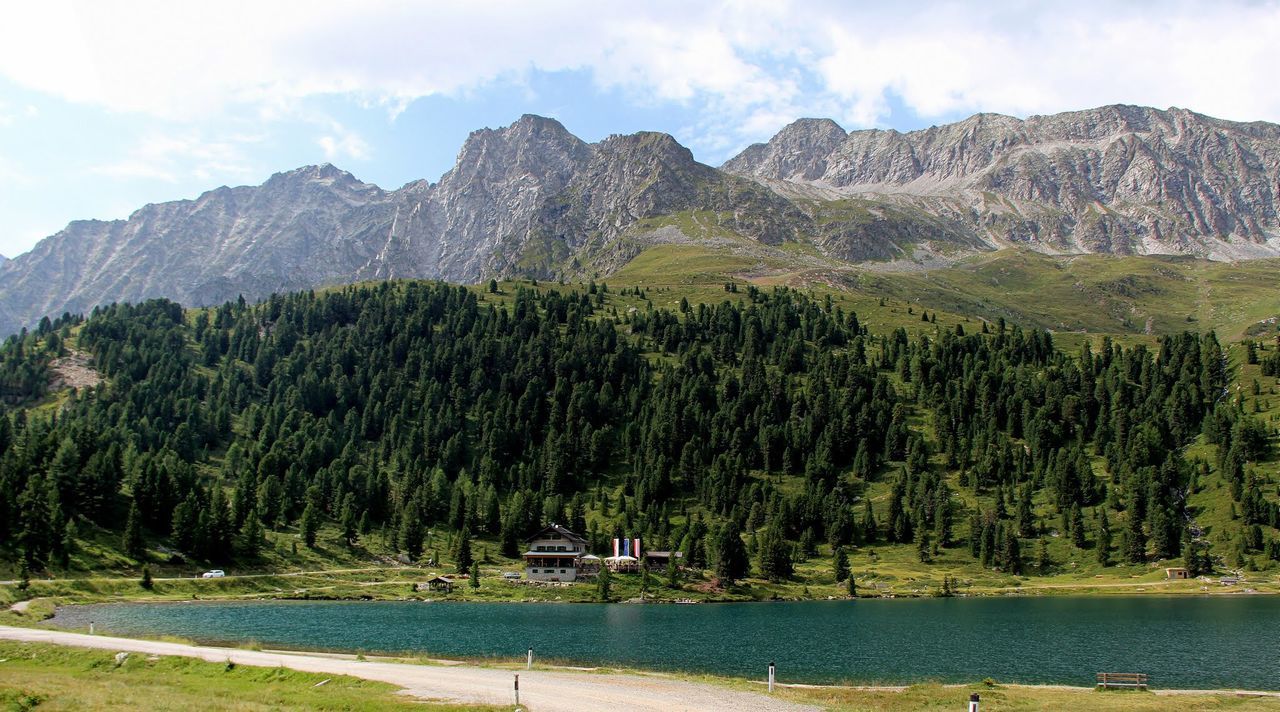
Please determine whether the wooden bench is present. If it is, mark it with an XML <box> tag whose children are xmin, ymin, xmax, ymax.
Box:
<box><xmin>1097</xmin><ymin>672</ymin><xmax>1148</xmax><ymax>690</ymax></box>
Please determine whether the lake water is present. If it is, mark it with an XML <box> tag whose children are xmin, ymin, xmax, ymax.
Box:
<box><xmin>49</xmin><ymin>596</ymin><xmax>1280</xmax><ymax>689</ymax></box>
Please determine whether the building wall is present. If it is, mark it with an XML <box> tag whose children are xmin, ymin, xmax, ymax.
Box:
<box><xmin>526</xmin><ymin>565</ymin><xmax>578</xmax><ymax>582</ymax></box>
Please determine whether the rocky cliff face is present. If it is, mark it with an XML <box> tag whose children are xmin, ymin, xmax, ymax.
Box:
<box><xmin>0</xmin><ymin>115</ymin><xmax>799</xmax><ymax>333</ymax></box>
<box><xmin>0</xmin><ymin>164</ymin><xmax>397</xmax><ymax>334</ymax></box>
<box><xmin>724</xmin><ymin>105</ymin><xmax>1280</xmax><ymax>257</ymax></box>
<box><xmin>2</xmin><ymin>105</ymin><xmax>1278</xmax><ymax>334</ymax></box>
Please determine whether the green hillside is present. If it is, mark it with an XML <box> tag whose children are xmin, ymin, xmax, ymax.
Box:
<box><xmin>612</xmin><ymin>245</ymin><xmax>1280</xmax><ymax>340</ymax></box>
<box><xmin>0</xmin><ymin>253</ymin><xmax>1278</xmax><ymax>605</ymax></box>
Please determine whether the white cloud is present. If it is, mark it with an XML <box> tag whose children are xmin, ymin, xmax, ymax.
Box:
<box><xmin>318</xmin><ymin>131</ymin><xmax>370</xmax><ymax>162</ymax></box>
<box><xmin>87</xmin><ymin>132</ymin><xmax>259</xmax><ymax>183</ymax></box>
<box><xmin>2</xmin><ymin>1</ymin><xmax>1279</xmax><ymax>158</ymax></box>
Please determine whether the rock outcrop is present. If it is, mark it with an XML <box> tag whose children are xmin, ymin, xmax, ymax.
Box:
<box><xmin>724</xmin><ymin>105</ymin><xmax>1280</xmax><ymax>257</ymax></box>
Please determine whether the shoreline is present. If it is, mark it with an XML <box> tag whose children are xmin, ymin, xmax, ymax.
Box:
<box><xmin>27</xmin><ymin>597</ymin><xmax>1280</xmax><ymax>695</ymax></box>
<box><xmin>2</xmin><ymin>625</ymin><xmax>1279</xmax><ymax>711</ymax></box>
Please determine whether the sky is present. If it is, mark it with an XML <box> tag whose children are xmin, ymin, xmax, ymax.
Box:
<box><xmin>1</xmin><ymin>1</ymin><xmax>1279</xmax><ymax>259</ymax></box>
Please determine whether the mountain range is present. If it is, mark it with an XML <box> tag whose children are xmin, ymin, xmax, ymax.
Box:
<box><xmin>1</xmin><ymin>104</ymin><xmax>1278</xmax><ymax>335</ymax></box>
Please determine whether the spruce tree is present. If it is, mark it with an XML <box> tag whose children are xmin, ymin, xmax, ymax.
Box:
<box><xmin>238</xmin><ymin>510</ymin><xmax>263</xmax><ymax>558</ymax></box>
<box><xmin>597</xmin><ymin>564</ymin><xmax>612</xmax><ymax>601</ymax></box>
<box><xmin>833</xmin><ymin>546</ymin><xmax>850</xmax><ymax>583</ymax></box>
<box><xmin>300</xmin><ymin>503</ymin><xmax>320</xmax><ymax>549</ymax></box>
<box><xmin>469</xmin><ymin>561</ymin><xmax>480</xmax><ymax>589</ymax></box>
<box><xmin>123</xmin><ymin>499</ymin><xmax>144</xmax><ymax>559</ymax></box>
<box><xmin>1123</xmin><ymin>511</ymin><xmax>1146</xmax><ymax>564</ymax></box>
<box><xmin>1096</xmin><ymin>509</ymin><xmax>1112</xmax><ymax>566</ymax></box>
<box><xmin>1069</xmin><ymin>504</ymin><xmax>1086</xmax><ymax>549</ymax></box>
<box><xmin>915</xmin><ymin>527</ymin><xmax>931</xmax><ymax>563</ymax></box>
<box><xmin>715</xmin><ymin>520</ymin><xmax>749</xmax><ymax>586</ymax></box>
<box><xmin>454</xmin><ymin>526</ymin><xmax>473</xmax><ymax>574</ymax></box>
<box><xmin>758</xmin><ymin>522</ymin><xmax>793</xmax><ymax>581</ymax></box>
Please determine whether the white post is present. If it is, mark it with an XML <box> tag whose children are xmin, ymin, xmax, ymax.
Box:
<box><xmin>89</xmin><ymin>622</ymin><xmax>95</xmax><ymax>635</ymax></box>
<box><xmin>527</xmin><ymin>647</ymin><xmax>533</xmax><ymax>669</ymax></box>
<box><xmin>968</xmin><ymin>692</ymin><xmax>980</xmax><ymax>712</ymax></box>
<box><xmin>768</xmin><ymin>661</ymin><xmax>775</xmax><ymax>692</ymax></box>
<box><xmin>514</xmin><ymin>673</ymin><xmax>520</xmax><ymax>707</ymax></box>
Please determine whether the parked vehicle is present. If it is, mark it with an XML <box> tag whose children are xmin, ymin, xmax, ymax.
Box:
<box><xmin>201</xmin><ymin>570</ymin><xmax>226</xmax><ymax>578</ymax></box>
<box><xmin>502</xmin><ymin>572</ymin><xmax>521</xmax><ymax>580</ymax></box>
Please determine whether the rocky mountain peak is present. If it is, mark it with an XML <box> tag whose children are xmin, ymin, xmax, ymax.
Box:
<box><xmin>722</xmin><ymin>117</ymin><xmax>848</xmax><ymax>181</ymax></box>
<box><xmin>2</xmin><ymin>105</ymin><xmax>1279</xmax><ymax>336</ymax></box>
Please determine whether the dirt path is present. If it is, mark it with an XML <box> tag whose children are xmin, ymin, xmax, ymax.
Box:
<box><xmin>0</xmin><ymin>626</ymin><xmax>817</xmax><ymax>712</ymax></box>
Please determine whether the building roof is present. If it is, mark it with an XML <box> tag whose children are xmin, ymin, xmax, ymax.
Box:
<box><xmin>524</xmin><ymin>523</ymin><xmax>587</xmax><ymax>544</ymax></box>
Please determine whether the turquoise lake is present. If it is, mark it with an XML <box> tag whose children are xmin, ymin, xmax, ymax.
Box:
<box><xmin>48</xmin><ymin>597</ymin><xmax>1280</xmax><ymax>689</ymax></box>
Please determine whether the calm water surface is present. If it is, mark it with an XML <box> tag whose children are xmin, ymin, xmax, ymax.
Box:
<box><xmin>49</xmin><ymin>597</ymin><xmax>1280</xmax><ymax>688</ymax></box>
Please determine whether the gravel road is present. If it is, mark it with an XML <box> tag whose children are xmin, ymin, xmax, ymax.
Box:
<box><xmin>0</xmin><ymin>625</ymin><xmax>818</xmax><ymax>712</ymax></box>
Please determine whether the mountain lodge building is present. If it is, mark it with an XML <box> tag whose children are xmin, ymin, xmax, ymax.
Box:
<box><xmin>523</xmin><ymin>524</ymin><xmax>588</xmax><ymax>582</ymax></box>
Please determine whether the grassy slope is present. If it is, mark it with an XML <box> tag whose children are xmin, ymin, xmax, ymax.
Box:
<box><xmin>611</xmin><ymin>244</ymin><xmax>1280</xmax><ymax>341</ymax></box>
<box><xmin>0</xmin><ymin>641</ymin><xmax>499</xmax><ymax>712</ymax></box>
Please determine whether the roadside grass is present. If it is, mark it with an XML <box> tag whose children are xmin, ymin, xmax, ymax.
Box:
<box><xmin>771</xmin><ymin>682</ymin><xmax>1280</xmax><ymax>711</ymax></box>
<box><xmin>0</xmin><ymin>640</ymin><xmax>502</xmax><ymax>711</ymax></box>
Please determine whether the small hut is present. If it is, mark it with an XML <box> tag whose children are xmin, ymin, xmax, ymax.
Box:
<box><xmin>418</xmin><ymin>575</ymin><xmax>455</xmax><ymax>592</ymax></box>
<box><xmin>644</xmin><ymin>551</ymin><xmax>684</xmax><ymax>570</ymax></box>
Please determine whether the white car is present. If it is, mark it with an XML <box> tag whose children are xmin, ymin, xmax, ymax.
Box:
<box><xmin>502</xmin><ymin>572</ymin><xmax>521</xmax><ymax>580</ymax></box>
<box><xmin>201</xmin><ymin>570</ymin><xmax>226</xmax><ymax>578</ymax></box>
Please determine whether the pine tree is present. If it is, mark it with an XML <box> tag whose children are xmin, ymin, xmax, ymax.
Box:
<box><xmin>833</xmin><ymin>546</ymin><xmax>850</xmax><ymax>583</ymax></box>
<box><xmin>140</xmin><ymin>565</ymin><xmax>153</xmax><ymax>590</ymax></box>
<box><xmin>1123</xmin><ymin>510</ymin><xmax>1146</xmax><ymax>564</ymax></box>
<box><xmin>597</xmin><ymin>564</ymin><xmax>612</xmax><ymax>601</ymax></box>
<box><xmin>123</xmin><ymin>499</ymin><xmax>144</xmax><ymax>559</ymax></box>
<box><xmin>1037</xmin><ymin>538</ymin><xmax>1051</xmax><ymax>573</ymax></box>
<box><xmin>847</xmin><ymin>575</ymin><xmax>857</xmax><ymax>598</ymax></box>
<box><xmin>1096</xmin><ymin>509</ymin><xmax>1112</xmax><ymax>566</ymax></box>
<box><xmin>666</xmin><ymin>557</ymin><xmax>682</xmax><ymax>589</ymax></box>
<box><xmin>300</xmin><ymin>503</ymin><xmax>320</xmax><ymax>549</ymax></box>
<box><xmin>454</xmin><ymin>526</ymin><xmax>473</xmax><ymax>574</ymax></box>
<box><xmin>469</xmin><ymin>561</ymin><xmax>480</xmax><ymax>589</ymax></box>
<box><xmin>1069</xmin><ymin>504</ymin><xmax>1086</xmax><ymax>549</ymax></box>
<box><xmin>340</xmin><ymin>500</ymin><xmax>358</xmax><ymax>545</ymax></box>
<box><xmin>238</xmin><ymin>510</ymin><xmax>263</xmax><ymax>558</ymax></box>
<box><xmin>860</xmin><ymin>501</ymin><xmax>877</xmax><ymax>543</ymax></box>
<box><xmin>915</xmin><ymin>527</ymin><xmax>931</xmax><ymax>563</ymax></box>
<box><xmin>758</xmin><ymin>521</ymin><xmax>793</xmax><ymax>581</ymax></box>
<box><xmin>715</xmin><ymin>520</ymin><xmax>749</xmax><ymax>586</ymax></box>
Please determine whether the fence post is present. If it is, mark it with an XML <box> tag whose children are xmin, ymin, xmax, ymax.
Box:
<box><xmin>527</xmin><ymin>646</ymin><xmax>533</xmax><ymax>669</ymax></box>
<box><xmin>768</xmin><ymin>661</ymin><xmax>775</xmax><ymax>692</ymax></box>
<box><xmin>514</xmin><ymin>673</ymin><xmax>519</xmax><ymax>706</ymax></box>
<box><xmin>968</xmin><ymin>692</ymin><xmax>980</xmax><ymax>712</ymax></box>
